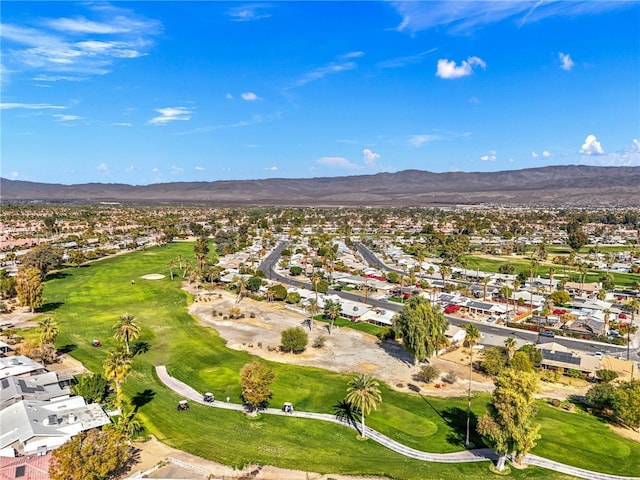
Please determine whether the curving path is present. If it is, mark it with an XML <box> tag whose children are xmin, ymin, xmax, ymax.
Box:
<box><xmin>156</xmin><ymin>366</ymin><xmax>638</xmax><ymax>480</ymax></box>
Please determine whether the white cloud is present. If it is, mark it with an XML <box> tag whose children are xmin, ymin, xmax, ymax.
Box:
<box><xmin>542</xmin><ymin>150</ymin><xmax>552</xmax><ymax>157</ymax></box>
<box><xmin>170</xmin><ymin>165</ymin><xmax>184</xmax><ymax>175</ymax></box>
<box><xmin>151</xmin><ymin>167</ymin><xmax>159</xmax><ymax>172</ymax></box>
<box><xmin>363</xmin><ymin>148</ymin><xmax>380</xmax><ymax>167</ymax></box>
<box><xmin>195</xmin><ymin>166</ymin><xmax>205</xmax><ymax>171</ymax></box>
<box><xmin>480</xmin><ymin>151</ymin><xmax>497</xmax><ymax>162</ymax></box>
<box><xmin>579</xmin><ymin>134</ymin><xmax>605</xmax><ymax>155</ymax></box>
<box><xmin>317</xmin><ymin>156</ymin><xmax>358</xmax><ymax>169</ymax></box>
<box><xmin>9</xmin><ymin>171</ymin><xmax>19</xmax><ymax>179</ymax></box>
<box><xmin>96</xmin><ymin>162</ymin><xmax>108</xmax><ymax>172</ymax></box>
<box><xmin>409</xmin><ymin>134</ymin><xmax>441</xmax><ymax>147</ymax></box>
<box><xmin>0</xmin><ymin>102</ymin><xmax>66</xmax><ymax>110</ymax></box>
<box><xmin>111</xmin><ymin>122</ymin><xmax>132</xmax><ymax>127</ymax></box>
<box><xmin>148</xmin><ymin>107</ymin><xmax>192</xmax><ymax>125</ymax></box>
<box><xmin>559</xmin><ymin>52</ymin><xmax>575</xmax><ymax>71</ymax></box>
<box><xmin>583</xmin><ymin>139</ymin><xmax>640</xmax><ymax>166</ymax></box>
<box><xmin>531</xmin><ymin>151</ymin><xmax>539</xmax><ymax>158</ymax></box>
<box><xmin>225</xmin><ymin>93</ymin><xmax>233</xmax><ymax>100</ymax></box>
<box><xmin>53</xmin><ymin>114</ymin><xmax>80</xmax><ymax>122</ymax></box>
<box><xmin>125</xmin><ymin>165</ymin><xmax>135</xmax><ymax>172</ymax></box>
<box><xmin>287</xmin><ymin>53</ymin><xmax>361</xmax><ymax>90</ymax></box>
<box><xmin>265</xmin><ymin>166</ymin><xmax>278</xmax><ymax>171</ymax></box>
<box><xmin>241</xmin><ymin>92</ymin><xmax>260</xmax><ymax>101</ymax></box>
<box><xmin>228</xmin><ymin>5</ymin><xmax>271</xmax><ymax>22</ymax></box>
<box><xmin>436</xmin><ymin>56</ymin><xmax>486</xmax><ymax>79</ymax></box>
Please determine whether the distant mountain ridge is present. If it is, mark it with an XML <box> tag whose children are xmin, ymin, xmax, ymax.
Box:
<box><xmin>2</xmin><ymin>165</ymin><xmax>639</xmax><ymax>206</ymax></box>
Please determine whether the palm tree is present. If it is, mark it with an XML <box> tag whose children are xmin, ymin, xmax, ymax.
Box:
<box><xmin>481</xmin><ymin>276</ymin><xmax>490</xmax><ymax>300</ymax></box>
<box><xmin>439</xmin><ymin>264</ymin><xmax>452</xmax><ymax>291</ymax></box>
<box><xmin>311</xmin><ymin>271</ymin><xmax>323</xmax><ymax>305</ymax></box>
<box><xmin>324</xmin><ymin>299</ymin><xmax>342</xmax><ymax>334</ymax></box>
<box><xmin>603</xmin><ymin>308</ymin><xmax>612</xmax><ymax>335</ymax></box>
<box><xmin>166</xmin><ymin>259</ymin><xmax>177</xmax><ymax>280</ymax></box>
<box><xmin>113</xmin><ymin>313</ymin><xmax>140</xmax><ymax>354</ymax></box>
<box><xmin>547</xmin><ymin>267</ymin><xmax>556</xmax><ymax>292</ymax></box>
<box><xmin>103</xmin><ymin>347</ymin><xmax>132</xmax><ymax>408</ymax></box>
<box><xmin>305</xmin><ymin>299</ymin><xmax>321</xmax><ymax>331</ymax></box>
<box><xmin>345</xmin><ymin>373</ymin><xmax>382</xmax><ymax>439</ymax></box>
<box><xmin>623</xmin><ymin>298</ymin><xmax>640</xmax><ymax>361</ymax></box>
<box><xmin>234</xmin><ymin>276</ymin><xmax>248</xmax><ymax>303</ymax></box>
<box><xmin>499</xmin><ymin>285</ymin><xmax>513</xmax><ymax>319</ymax></box>
<box><xmin>463</xmin><ymin>323</ymin><xmax>481</xmax><ymax>447</ymax></box>
<box><xmin>504</xmin><ymin>337</ymin><xmax>517</xmax><ymax>361</ymax></box>
<box><xmin>39</xmin><ymin>317</ymin><xmax>59</xmax><ymax>347</ymax></box>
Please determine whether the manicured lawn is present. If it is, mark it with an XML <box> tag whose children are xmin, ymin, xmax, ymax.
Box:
<box><xmin>315</xmin><ymin>316</ymin><xmax>383</xmax><ymax>336</ymax></box>
<box><xmin>37</xmin><ymin>243</ymin><xmax>639</xmax><ymax>479</ymax></box>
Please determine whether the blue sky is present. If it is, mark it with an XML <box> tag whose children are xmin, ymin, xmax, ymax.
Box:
<box><xmin>2</xmin><ymin>1</ymin><xmax>639</xmax><ymax>185</ymax></box>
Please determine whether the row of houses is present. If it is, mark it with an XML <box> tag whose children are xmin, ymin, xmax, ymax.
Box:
<box><xmin>0</xmin><ymin>343</ymin><xmax>110</xmax><ymax>471</ymax></box>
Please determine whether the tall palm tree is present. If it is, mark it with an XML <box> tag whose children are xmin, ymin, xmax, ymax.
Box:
<box><xmin>306</xmin><ymin>299</ymin><xmax>321</xmax><ymax>331</ymax></box>
<box><xmin>603</xmin><ymin>308</ymin><xmax>612</xmax><ymax>335</ymax></box>
<box><xmin>499</xmin><ymin>285</ymin><xmax>513</xmax><ymax>319</ymax></box>
<box><xmin>623</xmin><ymin>298</ymin><xmax>640</xmax><ymax>361</ymax></box>
<box><xmin>504</xmin><ymin>337</ymin><xmax>517</xmax><ymax>361</ymax></box>
<box><xmin>234</xmin><ymin>276</ymin><xmax>248</xmax><ymax>303</ymax></box>
<box><xmin>324</xmin><ymin>299</ymin><xmax>342</xmax><ymax>334</ymax></box>
<box><xmin>311</xmin><ymin>271</ymin><xmax>323</xmax><ymax>305</ymax></box>
<box><xmin>103</xmin><ymin>347</ymin><xmax>133</xmax><ymax>408</ymax></box>
<box><xmin>39</xmin><ymin>317</ymin><xmax>59</xmax><ymax>347</ymax></box>
<box><xmin>345</xmin><ymin>373</ymin><xmax>382</xmax><ymax>439</ymax></box>
<box><xmin>113</xmin><ymin>313</ymin><xmax>140</xmax><ymax>354</ymax></box>
<box><xmin>463</xmin><ymin>323</ymin><xmax>481</xmax><ymax>447</ymax></box>
<box><xmin>439</xmin><ymin>264</ymin><xmax>452</xmax><ymax>291</ymax></box>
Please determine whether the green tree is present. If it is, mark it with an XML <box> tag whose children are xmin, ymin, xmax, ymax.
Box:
<box><xmin>503</xmin><ymin>337</ymin><xmax>517</xmax><ymax>362</ymax></box>
<box><xmin>247</xmin><ymin>276</ymin><xmax>263</xmax><ymax>293</ymax></box>
<box><xmin>267</xmin><ymin>283</ymin><xmax>288</xmax><ymax>301</ymax></box>
<box><xmin>103</xmin><ymin>348</ymin><xmax>133</xmax><ymax>408</ymax></box>
<box><xmin>477</xmin><ymin>368</ymin><xmax>541</xmax><ymax>470</ymax></box>
<box><xmin>39</xmin><ymin>317</ymin><xmax>59</xmax><ymax>347</ymax></box>
<box><xmin>21</xmin><ymin>245</ymin><xmax>63</xmax><ymax>278</ymax></box>
<box><xmin>0</xmin><ymin>269</ymin><xmax>17</xmax><ymax>299</ymax></box>
<box><xmin>613</xmin><ymin>380</ymin><xmax>640</xmax><ymax>431</ymax></box>
<box><xmin>548</xmin><ymin>289</ymin><xmax>571</xmax><ymax>305</ymax></box>
<box><xmin>289</xmin><ymin>266</ymin><xmax>303</xmax><ymax>276</ymax></box>
<box><xmin>416</xmin><ymin>364</ymin><xmax>440</xmax><ymax>383</ymax></box>
<box><xmin>463</xmin><ymin>323</ymin><xmax>481</xmax><ymax>446</ymax></box>
<box><xmin>479</xmin><ymin>347</ymin><xmax>508</xmax><ymax>377</ymax></box>
<box><xmin>392</xmin><ymin>296</ymin><xmax>448</xmax><ymax>365</ymax></box>
<box><xmin>586</xmin><ymin>383</ymin><xmax>616</xmax><ymax>410</ymax></box>
<box><xmin>509</xmin><ymin>351</ymin><xmax>534</xmax><ymax>372</ymax></box>
<box><xmin>596</xmin><ymin>369</ymin><xmax>619</xmax><ymax>383</ymax></box>
<box><xmin>566</xmin><ymin>221</ymin><xmax>588</xmax><ymax>252</ymax></box>
<box><xmin>49</xmin><ymin>428</ymin><xmax>132</xmax><ymax>480</ymax></box>
<box><xmin>323</xmin><ymin>298</ymin><xmax>342</xmax><ymax>334</ymax></box>
<box><xmin>345</xmin><ymin>373</ymin><xmax>382</xmax><ymax>439</ymax></box>
<box><xmin>194</xmin><ymin>235</ymin><xmax>210</xmax><ymax>271</ymax></box>
<box><xmin>284</xmin><ymin>291</ymin><xmax>301</xmax><ymax>304</ymax></box>
<box><xmin>240</xmin><ymin>360</ymin><xmax>275</xmax><ymax>414</ymax></box>
<box><xmin>113</xmin><ymin>313</ymin><xmax>140</xmax><ymax>354</ymax></box>
<box><xmin>72</xmin><ymin>373</ymin><xmax>110</xmax><ymax>404</ymax></box>
<box><xmin>15</xmin><ymin>266</ymin><xmax>43</xmax><ymax>312</ymax></box>
<box><xmin>280</xmin><ymin>326</ymin><xmax>308</xmax><ymax>353</ymax></box>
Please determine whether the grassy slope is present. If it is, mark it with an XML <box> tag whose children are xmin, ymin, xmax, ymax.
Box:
<box><xmin>39</xmin><ymin>243</ymin><xmax>638</xmax><ymax>478</ymax></box>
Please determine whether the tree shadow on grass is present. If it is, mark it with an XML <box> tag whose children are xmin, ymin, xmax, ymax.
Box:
<box><xmin>45</xmin><ymin>271</ymin><xmax>69</xmax><ymax>280</ymax></box>
<box><xmin>131</xmin><ymin>389</ymin><xmax>156</xmax><ymax>410</ymax></box>
<box><xmin>419</xmin><ymin>395</ymin><xmax>483</xmax><ymax>448</ymax></box>
<box><xmin>37</xmin><ymin>302</ymin><xmax>64</xmax><ymax>313</ymax></box>
<box><xmin>57</xmin><ymin>344</ymin><xmax>77</xmax><ymax>354</ymax></box>
<box><xmin>131</xmin><ymin>340</ymin><xmax>150</xmax><ymax>356</ymax></box>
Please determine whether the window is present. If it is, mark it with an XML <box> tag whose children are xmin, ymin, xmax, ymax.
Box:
<box><xmin>15</xmin><ymin>465</ymin><xmax>26</xmax><ymax>477</ymax></box>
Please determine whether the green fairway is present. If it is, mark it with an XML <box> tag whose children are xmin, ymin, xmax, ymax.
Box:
<box><xmin>39</xmin><ymin>244</ymin><xmax>640</xmax><ymax>479</ymax></box>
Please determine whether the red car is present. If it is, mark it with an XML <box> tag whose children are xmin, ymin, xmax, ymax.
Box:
<box><xmin>444</xmin><ymin>304</ymin><xmax>461</xmax><ymax>314</ymax></box>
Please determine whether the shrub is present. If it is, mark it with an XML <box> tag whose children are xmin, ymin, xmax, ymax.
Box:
<box><xmin>285</xmin><ymin>291</ymin><xmax>301</xmax><ymax>304</ymax></box>
<box><xmin>443</xmin><ymin>370</ymin><xmax>458</xmax><ymax>384</ymax></box>
<box><xmin>416</xmin><ymin>364</ymin><xmax>440</xmax><ymax>383</ymax></box>
<box><xmin>596</xmin><ymin>369</ymin><xmax>619</xmax><ymax>383</ymax></box>
<box><xmin>375</xmin><ymin>327</ymin><xmax>396</xmax><ymax>341</ymax></box>
<box><xmin>281</xmin><ymin>327</ymin><xmax>308</xmax><ymax>353</ymax></box>
<box><xmin>312</xmin><ymin>335</ymin><xmax>327</xmax><ymax>348</ymax></box>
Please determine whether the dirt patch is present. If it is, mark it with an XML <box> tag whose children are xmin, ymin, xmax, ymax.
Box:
<box><xmin>186</xmin><ymin>286</ymin><xmax>494</xmax><ymax>398</ymax></box>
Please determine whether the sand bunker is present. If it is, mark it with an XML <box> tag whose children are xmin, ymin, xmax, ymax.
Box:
<box><xmin>141</xmin><ymin>274</ymin><xmax>165</xmax><ymax>280</ymax></box>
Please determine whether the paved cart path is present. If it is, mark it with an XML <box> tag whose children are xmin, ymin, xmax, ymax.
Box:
<box><xmin>156</xmin><ymin>366</ymin><xmax>639</xmax><ymax>480</ymax></box>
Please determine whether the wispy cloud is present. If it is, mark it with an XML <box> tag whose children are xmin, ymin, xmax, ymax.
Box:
<box><xmin>436</xmin><ymin>56</ymin><xmax>486</xmax><ymax>79</ymax></box>
<box><xmin>579</xmin><ymin>134</ymin><xmax>605</xmax><ymax>155</ymax></box>
<box><xmin>409</xmin><ymin>134</ymin><xmax>441</xmax><ymax>147</ymax></box>
<box><xmin>0</xmin><ymin>102</ymin><xmax>67</xmax><ymax>110</ymax></box>
<box><xmin>390</xmin><ymin>1</ymin><xmax>629</xmax><ymax>35</ymax></box>
<box><xmin>53</xmin><ymin>114</ymin><xmax>80</xmax><ymax>122</ymax></box>
<box><xmin>581</xmin><ymin>139</ymin><xmax>640</xmax><ymax>167</ymax></box>
<box><xmin>317</xmin><ymin>156</ymin><xmax>359</xmax><ymax>170</ymax></box>
<box><xmin>377</xmin><ymin>48</ymin><xmax>437</xmax><ymax>69</ymax></box>
<box><xmin>228</xmin><ymin>4</ymin><xmax>272</xmax><ymax>22</ymax></box>
<box><xmin>480</xmin><ymin>151</ymin><xmax>497</xmax><ymax>162</ymax></box>
<box><xmin>96</xmin><ymin>162</ymin><xmax>108</xmax><ymax>172</ymax></box>
<box><xmin>286</xmin><ymin>52</ymin><xmax>364</xmax><ymax>90</ymax></box>
<box><xmin>265</xmin><ymin>166</ymin><xmax>278</xmax><ymax>171</ymax></box>
<box><xmin>148</xmin><ymin>107</ymin><xmax>192</xmax><ymax>125</ymax></box>
<box><xmin>1</xmin><ymin>5</ymin><xmax>161</xmax><ymax>79</ymax></box>
<box><xmin>559</xmin><ymin>52</ymin><xmax>575</xmax><ymax>71</ymax></box>
<box><xmin>178</xmin><ymin>112</ymin><xmax>280</xmax><ymax>135</ymax></box>
<box><xmin>195</xmin><ymin>166</ymin><xmax>205</xmax><ymax>171</ymax></box>
<box><xmin>363</xmin><ymin>148</ymin><xmax>380</xmax><ymax>167</ymax></box>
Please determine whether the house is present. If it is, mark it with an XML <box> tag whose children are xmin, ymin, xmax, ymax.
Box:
<box><xmin>0</xmin><ymin>372</ymin><xmax>71</xmax><ymax>410</ymax></box>
<box><xmin>445</xmin><ymin>325</ymin><xmax>466</xmax><ymax>345</ymax></box>
<box><xmin>0</xmin><ymin>357</ymin><xmax>46</xmax><ymax>379</ymax></box>
<box><xmin>535</xmin><ymin>342</ymin><xmax>600</xmax><ymax>377</ymax></box>
<box><xmin>0</xmin><ymin>452</ymin><xmax>53</xmax><ymax>480</ymax></box>
<box><xmin>359</xmin><ymin>308</ymin><xmax>395</xmax><ymax>327</ymax></box>
<box><xmin>564</xmin><ymin>282</ymin><xmax>601</xmax><ymax>297</ymax></box>
<box><xmin>0</xmin><ymin>396</ymin><xmax>110</xmax><ymax>457</ymax></box>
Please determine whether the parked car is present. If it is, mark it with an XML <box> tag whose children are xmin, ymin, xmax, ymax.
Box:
<box><xmin>540</xmin><ymin>331</ymin><xmax>555</xmax><ymax>338</ymax></box>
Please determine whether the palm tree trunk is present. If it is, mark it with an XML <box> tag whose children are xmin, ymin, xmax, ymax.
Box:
<box><xmin>466</xmin><ymin>350</ymin><xmax>473</xmax><ymax>446</ymax></box>
<box><xmin>361</xmin><ymin>412</ymin><xmax>366</xmax><ymax>439</ymax></box>
<box><xmin>496</xmin><ymin>454</ymin><xmax>507</xmax><ymax>471</ymax></box>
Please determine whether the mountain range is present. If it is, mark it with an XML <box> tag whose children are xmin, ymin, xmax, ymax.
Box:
<box><xmin>1</xmin><ymin>165</ymin><xmax>639</xmax><ymax>207</ymax></box>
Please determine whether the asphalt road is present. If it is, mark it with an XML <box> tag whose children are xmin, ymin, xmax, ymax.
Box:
<box><xmin>261</xmin><ymin>242</ymin><xmax>637</xmax><ymax>360</ymax></box>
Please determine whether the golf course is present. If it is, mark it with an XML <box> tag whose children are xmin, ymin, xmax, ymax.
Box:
<box><xmin>39</xmin><ymin>242</ymin><xmax>639</xmax><ymax>479</ymax></box>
